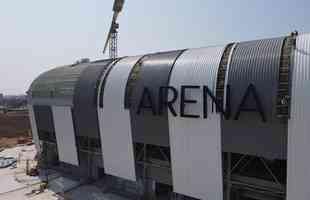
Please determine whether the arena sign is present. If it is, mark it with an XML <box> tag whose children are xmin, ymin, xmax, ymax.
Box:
<box><xmin>136</xmin><ymin>83</ymin><xmax>266</xmax><ymax>122</ymax></box>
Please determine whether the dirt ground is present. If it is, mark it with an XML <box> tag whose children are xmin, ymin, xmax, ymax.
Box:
<box><xmin>0</xmin><ymin>111</ymin><xmax>32</xmax><ymax>148</ymax></box>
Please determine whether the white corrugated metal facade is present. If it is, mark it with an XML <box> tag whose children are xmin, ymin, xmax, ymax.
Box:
<box><xmin>52</xmin><ymin>106</ymin><xmax>79</xmax><ymax>166</ymax></box>
<box><xmin>168</xmin><ymin>47</ymin><xmax>225</xmax><ymax>200</ymax></box>
<box><xmin>287</xmin><ymin>33</ymin><xmax>310</xmax><ymax>200</ymax></box>
<box><xmin>98</xmin><ymin>56</ymin><xmax>142</xmax><ymax>181</ymax></box>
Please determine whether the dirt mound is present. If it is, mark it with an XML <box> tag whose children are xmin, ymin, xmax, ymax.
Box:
<box><xmin>0</xmin><ymin>111</ymin><xmax>31</xmax><ymax>148</ymax></box>
<box><xmin>0</xmin><ymin>112</ymin><xmax>30</xmax><ymax>137</ymax></box>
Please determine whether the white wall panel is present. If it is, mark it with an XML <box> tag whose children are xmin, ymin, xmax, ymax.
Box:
<box><xmin>98</xmin><ymin>56</ymin><xmax>142</xmax><ymax>181</ymax></box>
<box><xmin>28</xmin><ymin>105</ymin><xmax>41</xmax><ymax>152</ymax></box>
<box><xmin>52</xmin><ymin>106</ymin><xmax>79</xmax><ymax>166</ymax></box>
<box><xmin>287</xmin><ymin>34</ymin><xmax>310</xmax><ymax>200</ymax></box>
<box><xmin>168</xmin><ymin>47</ymin><xmax>225</xmax><ymax>200</ymax></box>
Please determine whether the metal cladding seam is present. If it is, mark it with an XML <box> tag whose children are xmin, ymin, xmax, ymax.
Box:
<box><xmin>129</xmin><ymin>50</ymin><xmax>185</xmax><ymax>147</ymax></box>
<box><xmin>221</xmin><ymin>37</ymin><xmax>287</xmax><ymax>159</ymax></box>
<box><xmin>168</xmin><ymin>46</ymin><xmax>225</xmax><ymax>200</ymax></box>
<box><xmin>97</xmin><ymin>58</ymin><xmax>122</xmax><ymax>109</ymax></box>
<box><xmin>98</xmin><ymin>56</ymin><xmax>143</xmax><ymax>181</ymax></box>
<box><xmin>287</xmin><ymin>33</ymin><xmax>310</xmax><ymax>200</ymax></box>
<box><xmin>223</xmin><ymin>43</ymin><xmax>237</xmax><ymax>110</ymax></box>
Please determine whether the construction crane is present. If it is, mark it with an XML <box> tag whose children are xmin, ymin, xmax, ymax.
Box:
<box><xmin>102</xmin><ymin>0</ymin><xmax>125</xmax><ymax>59</ymax></box>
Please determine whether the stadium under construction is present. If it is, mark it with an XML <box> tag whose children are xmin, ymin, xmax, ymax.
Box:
<box><xmin>27</xmin><ymin>32</ymin><xmax>310</xmax><ymax>200</ymax></box>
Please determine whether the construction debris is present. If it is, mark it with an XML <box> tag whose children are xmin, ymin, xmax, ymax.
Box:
<box><xmin>0</xmin><ymin>157</ymin><xmax>16</xmax><ymax>168</ymax></box>
<box><xmin>0</xmin><ymin>144</ymin><xmax>138</xmax><ymax>199</ymax></box>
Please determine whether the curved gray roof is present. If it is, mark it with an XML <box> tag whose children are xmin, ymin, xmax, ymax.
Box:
<box><xmin>28</xmin><ymin>63</ymin><xmax>89</xmax><ymax>106</ymax></box>
<box><xmin>221</xmin><ymin>37</ymin><xmax>287</xmax><ymax>159</ymax></box>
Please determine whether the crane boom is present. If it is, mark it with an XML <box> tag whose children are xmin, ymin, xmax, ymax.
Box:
<box><xmin>113</xmin><ymin>0</ymin><xmax>125</xmax><ymax>13</ymax></box>
<box><xmin>102</xmin><ymin>0</ymin><xmax>125</xmax><ymax>58</ymax></box>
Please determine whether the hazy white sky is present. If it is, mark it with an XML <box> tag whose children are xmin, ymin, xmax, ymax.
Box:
<box><xmin>0</xmin><ymin>0</ymin><xmax>309</xmax><ymax>95</ymax></box>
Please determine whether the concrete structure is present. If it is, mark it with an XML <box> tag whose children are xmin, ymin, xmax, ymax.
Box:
<box><xmin>27</xmin><ymin>32</ymin><xmax>307</xmax><ymax>200</ymax></box>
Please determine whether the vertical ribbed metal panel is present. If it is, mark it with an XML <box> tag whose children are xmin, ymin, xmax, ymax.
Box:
<box><xmin>227</xmin><ymin>38</ymin><xmax>284</xmax><ymax>120</ymax></box>
<box><xmin>168</xmin><ymin>46</ymin><xmax>225</xmax><ymax>200</ymax></box>
<box><xmin>129</xmin><ymin>50</ymin><xmax>184</xmax><ymax>147</ymax></box>
<box><xmin>28</xmin><ymin>105</ymin><xmax>41</xmax><ymax>152</ymax></box>
<box><xmin>287</xmin><ymin>34</ymin><xmax>310</xmax><ymax>200</ymax></box>
<box><xmin>52</xmin><ymin>106</ymin><xmax>79</xmax><ymax>166</ymax></box>
<box><xmin>221</xmin><ymin>37</ymin><xmax>287</xmax><ymax>159</ymax></box>
<box><xmin>73</xmin><ymin>60</ymin><xmax>113</xmax><ymax>138</ymax></box>
<box><xmin>98</xmin><ymin>56</ymin><xmax>142</xmax><ymax>181</ymax></box>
